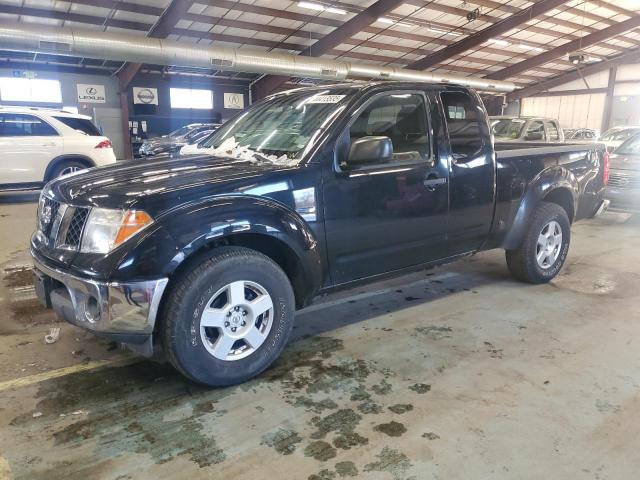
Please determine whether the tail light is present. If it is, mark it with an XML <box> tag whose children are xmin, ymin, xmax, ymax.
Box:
<box><xmin>603</xmin><ymin>150</ymin><xmax>610</xmax><ymax>186</ymax></box>
<box><xmin>95</xmin><ymin>139</ymin><xmax>112</xmax><ymax>149</ymax></box>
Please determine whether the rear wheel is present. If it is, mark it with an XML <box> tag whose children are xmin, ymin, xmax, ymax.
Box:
<box><xmin>161</xmin><ymin>247</ymin><xmax>295</xmax><ymax>386</ymax></box>
<box><xmin>49</xmin><ymin>160</ymin><xmax>87</xmax><ymax>180</ymax></box>
<box><xmin>506</xmin><ymin>202</ymin><xmax>571</xmax><ymax>284</ymax></box>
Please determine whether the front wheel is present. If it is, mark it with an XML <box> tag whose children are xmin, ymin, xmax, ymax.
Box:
<box><xmin>161</xmin><ymin>247</ymin><xmax>295</xmax><ymax>386</ymax></box>
<box><xmin>506</xmin><ymin>202</ymin><xmax>571</xmax><ymax>284</ymax></box>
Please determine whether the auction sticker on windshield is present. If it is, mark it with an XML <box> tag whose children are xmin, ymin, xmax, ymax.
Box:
<box><xmin>307</xmin><ymin>95</ymin><xmax>346</xmax><ymax>104</ymax></box>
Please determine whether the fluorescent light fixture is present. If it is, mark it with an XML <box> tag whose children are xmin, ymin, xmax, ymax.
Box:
<box><xmin>517</xmin><ymin>44</ymin><xmax>545</xmax><ymax>52</ymax></box>
<box><xmin>298</xmin><ymin>1</ymin><xmax>346</xmax><ymax>14</ymax></box>
<box><xmin>428</xmin><ymin>27</ymin><xmax>461</xmax><ymax>37</ymax></box>
<box><xmin>377</xmin><ymin>17</ymin><xmax>413</xmax><ymax>27</ymax></box>
<box><xmin>488</xmin><ymin>38</ymin><xmax>510</xmax><ymax>46</ymax></box>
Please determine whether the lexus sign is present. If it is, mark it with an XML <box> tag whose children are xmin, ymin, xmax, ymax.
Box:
<box><xmin>77</xmin><ymin>84</ymin><xmax>106</xmax><ymax>103</ymax></box>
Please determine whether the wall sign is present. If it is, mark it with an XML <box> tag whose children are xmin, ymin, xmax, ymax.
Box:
<box><xmin>133</xmin><ymin>87</ymin><xmax>158</xmax><ymax>105</ymax></box>
<box><xmin>224</xmin><ymin>92</ymin><xmax>244</xmax><ymax>109</ymax></box>
<box><xmin>77</xmin><ymin>84</ymin><xmax>106</xmax><ymax>103</ymax></box>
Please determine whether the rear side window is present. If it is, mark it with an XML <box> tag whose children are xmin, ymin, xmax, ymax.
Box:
<box><xmin>53</xmin><ymin>116</ymin><xmax>101</xmax><ymax>136</ymax></box>
<box><xmin>546</xmin><ymin>121</ymin><xmax>560</xmax><ymax>141</ymax></box>
<box><xmin>0</xmin><ymin>114</ymin><xmax>57</xmax><ymax>136</ymax></box>
<box><xmin>440</xmin><ymin>91</ymin><xmax>483</xmax><ymax>161</ymax></box>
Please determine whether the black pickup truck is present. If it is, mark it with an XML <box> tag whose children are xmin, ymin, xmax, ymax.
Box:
<box><xmin>31</xmin><ymin>82</ymin><xmax>609</xmax><ymax>386</ymax></box>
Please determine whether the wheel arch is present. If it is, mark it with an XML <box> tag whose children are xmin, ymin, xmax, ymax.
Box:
<box><xmin>44</xmin><ymin>155</ymin><xmax>95</xmax><ymax>181</ymax></box>
<box><xmin>502</xmin><ymin>166</ymin><xmax>578</xmax><ymax>250</ymax></box>
<box><xmin>159</xmin><ymin>195</ymin><xmax>324</xmax><ymax>309</ymax></box>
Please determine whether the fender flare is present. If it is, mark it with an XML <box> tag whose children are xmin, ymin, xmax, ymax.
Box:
<box><xmin>502</xmin><ymin>166</ymin><xmax>579</xmax><ymax>250</ymax></box>
<box><xmin>44</xmin><ymin>155</ymin><xmax>96</xmax><ymax>181</ymax></box>
<box><xmin>158</xmin><ymin>194</ymin><xmax>323</xmax><ymax>304</ymax></box>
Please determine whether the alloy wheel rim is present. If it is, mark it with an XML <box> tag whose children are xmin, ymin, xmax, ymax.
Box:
<box><xmin>59</xmin><ymin>166</ymin><xmax>82</xmax><ymax>177</ymax></box>
<box><xmin>199</xmin><ymin>280</ymin><xmax>274</xmax><ymax>361</ymax></box>
<box><xmin>536</xmin><ymin>220</ymin><xmax>563</xmax><ymax>269</ymax></box>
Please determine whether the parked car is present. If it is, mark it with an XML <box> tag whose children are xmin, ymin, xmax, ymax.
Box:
<box><xmin>564</xmin><ymin>128</ymin><xmax>599</xmax><ymax>141</ymax></box>
<box><xmin>599</xmin><ymin>125</ymin><xmax>640</xmax><ymax>152</ymax></box>
<box><xmin>31</xmin><ymin>82</ymin><xmax>608</xmax><ymax>386</ymax></box>
<box><xmin>0</xmin><ymin>107</ymin><xmax>115</xmax><ymax>190</ymax></box>
<box><xmin>490</xmin><ymin>116</ymin><xmax>565</xmax><ymax>143</ymax></box>
<box><xmin>139</xmin><ymin>123</ymin><xmax>220</xmax><ymax>157</ymax></box>
<box><xmin>605</xmin><ymin>132</ymin><xmax>640</xmax><ymax>212</ymax></box>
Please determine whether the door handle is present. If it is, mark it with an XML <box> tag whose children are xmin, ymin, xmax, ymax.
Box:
<box><xmin>423</xmin><ymin>177</ymin><xmax>447</xmax><ymax>191</ymax></box>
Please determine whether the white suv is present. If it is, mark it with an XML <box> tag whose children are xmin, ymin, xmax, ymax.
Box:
<box><xmin>0</xmin><ymin>107</ymin><xmax>116</xmax><ymax>188</ymax></box>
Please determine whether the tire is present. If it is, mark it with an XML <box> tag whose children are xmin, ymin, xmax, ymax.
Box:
<box><xmin>48</xmin><ymin>160</ymin><xmax>88</xmax><ymax>180</ymax></box>
<box><xmin>161</xmin><ymin>246</ymin><xmax>295</xmax><ymax>386</ymax></box>
<box><xmin>506</xmin><ymin>202</ymin><xmax>571</xmax><ymax>284</ymax></box>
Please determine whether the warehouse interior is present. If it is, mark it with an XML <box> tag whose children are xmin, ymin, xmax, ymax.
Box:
<box><xmin>0</xmin><ymin>1</ymin><xmax>639</xmax><ymax>479</ymax></box>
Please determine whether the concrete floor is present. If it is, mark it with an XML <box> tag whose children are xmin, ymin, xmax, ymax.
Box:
<box><xmin>0</xmin><ymin>194</ymin><xmax>639</xmax><ymax>480</ymax></box>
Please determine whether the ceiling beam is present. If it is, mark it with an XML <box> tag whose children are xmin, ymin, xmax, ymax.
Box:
<box><xmin>506</xmin><ymin>47</ymin><xmax>640</xmax><ymax>101</ymax></box>
<box><xmin>407</xmin><ymin>0</ymin><xmax>635</xmax><ymax>55</ymax></box>
<box><xmin>408</xmin><ymin>0</ymin><xmax>569</xmax><ymax>71</ymax></box>
<box><xmin>117</xmin><ymin>0</ymin><xmax>194</xmax><ymax>89</ymax></box>
<box><xmin>251</xmin><ymin>0</ymin><xmax>407</xmax><ymax>99</ymax></box>
<box><xmin>487</xmin><ymin>15</ymin><xmax>640</xmax><ymax>81</ymax></box>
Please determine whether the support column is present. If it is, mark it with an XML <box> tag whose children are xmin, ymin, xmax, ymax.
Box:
<box><xmin>601</xmin><ymin>66</ymin><xmax>617</xmax><ymax>133</ymax></box>
<box><xmin>119</xmin><ymin>90</ymin><xmax>133</xmax><ymax>161</ymax></box>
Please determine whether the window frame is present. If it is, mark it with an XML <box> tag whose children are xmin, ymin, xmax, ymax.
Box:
<box><xmin>0</xmin><ymin>77</ymin><xmax>63</xmax><ymax>104</ymax></box>
<box><xmin>333</xmin><ymin>90</ymin><xmax>434</xmax><ymax>173</ymax></box>
<box><xmin>439</xmin><ymin>89</ymin><xmax>487</xmax><ymax>160</ymax></box>
<box><xmin>169</xmin><ymin>87</ymin><xmax>214</xmax><ymax>110</ymax></box>
<box><xmin>0</xmin><ymin>113</ymin><xmax>60</xmax><ymax>137</ymax></box>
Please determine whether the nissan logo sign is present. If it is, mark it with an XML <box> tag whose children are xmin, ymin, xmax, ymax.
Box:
<box><xmin>136</xmin><ymin>88</ymin><xmax>156</xmax><ymax>104</ymax></box>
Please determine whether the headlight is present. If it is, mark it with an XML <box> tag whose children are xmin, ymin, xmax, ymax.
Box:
<box><xmin>80</xmin><ymin>208</ymin><xmax>153</xmax><ymax>254</ymax></box>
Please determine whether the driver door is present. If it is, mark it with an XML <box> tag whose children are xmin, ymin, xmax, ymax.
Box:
<box><xmin>322</xmin><ymin>91</ymin><xmax>449</xmax><ymax>285</ymax></box>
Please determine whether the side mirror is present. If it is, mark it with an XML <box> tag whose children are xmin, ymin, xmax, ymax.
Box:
<box><xmin>525</xmin><ymin>131</ymin><xmax>543</xmax><ymax>141</ymax></box>
<box><xmin>347</xmin><ymin>136</ymin><xmax>393</xmax><ymax>167</ymax></box>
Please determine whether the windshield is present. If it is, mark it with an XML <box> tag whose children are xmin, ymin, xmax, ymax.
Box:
<box><xmin>201</xmin><ymin>89</ymin><xmax>354</xmax><ymax>165</ymax></box>
<box><xmin>601</xmin><ymin>128</ymin><xmax>640</xmax><ymax>142</ymax></box>
<box><xmin>491</xmin><ymin>118</ymin><xmax>526</xmax><ymax>138</ymax></box>
<box><xmin>615</xmin><ymin>133</ymin><xmax>640</xmax><ymax>155</ymax></box>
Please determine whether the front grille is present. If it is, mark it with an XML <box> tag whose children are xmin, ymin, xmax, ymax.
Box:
<box><xmin>609</xmin><ymin>171</ymin><xmax>640</xmax><ymax>189</ymax></box>
<box><xmin>64</xmin><ymin>208</ymin><xmax>90</xmax><ymax>248</ymax></box>
<box><xmin>39</xmin><ymin>197</ymin><xmax>61</xmax><ymax>237</ymax></box>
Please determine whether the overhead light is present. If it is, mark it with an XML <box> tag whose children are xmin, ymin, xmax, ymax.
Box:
<box><xmin>517</xmin><ymin>44</ymin><xmax>545</xmax><ymax>52</ymax></box>
<box><xmin>377</xmin><ymin>17</ymin><xmax>413</xmax><ymax>27</ymax></box>
<box><xmin>428</xmin><ymin>27</ymin><xmax>462</xmax><ymax>37</ymax></box>
<box><xmin>297</xmin><ymin>2</ymin><xmax>346</xmax><ymax>15</ymax></box>
<box><xmin>488</xmin><ymin>38</ymin><xmax>510</xmax><ymax>46</ymax></box>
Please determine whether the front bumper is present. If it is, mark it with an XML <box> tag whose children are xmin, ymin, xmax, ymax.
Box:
<box><xmin>31</xmin><ymin>250</ymin><xmax>168</xmax><ymax>350</ymax></box>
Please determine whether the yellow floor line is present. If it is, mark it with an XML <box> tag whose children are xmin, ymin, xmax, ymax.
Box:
<box><xmin>0</xmin><ymin>456</ymin><xmax>12</xmax><ymax>480</ymax></box>
<box><xmin>0</xmin><ymin>357</ymin><xmax>138</xmax><ymax>393</ymax></box>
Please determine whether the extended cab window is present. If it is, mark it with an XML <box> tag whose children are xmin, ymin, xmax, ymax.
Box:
<box><xmin>348</xmin><ymin>93</ymin><xmax>430</xmax><ymax>164</ymax></box>
<box><xmin>440</xmin><ymin>91</ymin><xmax>482</xmax><ymax>160</ymax></box>
<box><xmin>0</xmin><ymin>114</ymin><xmax>57</xmax><ymax>136</ymax></box>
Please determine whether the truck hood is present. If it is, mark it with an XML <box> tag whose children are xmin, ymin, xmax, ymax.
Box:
<box><xmin>48</xmin><ymin>155</ymin><xmax>293</xmax><ymax>214</ymax></box>
<box><xmin>609</xmin><ymin>153</ymin><xmax>640</xmax><ymax>172</ymax></box>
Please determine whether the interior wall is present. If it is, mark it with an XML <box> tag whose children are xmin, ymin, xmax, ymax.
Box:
<box><xmin>127</xmin><ymin>73</ymin><xmax>250</xmax><ymax>137</ymax></box>
<box><xmin>521</xmin><ymin>93</ymin><xmax>606</xmax><ymax>131</ymax></box>
<box><xmin>0</xmin><ymin>67</ymin><xmax>125</xmax><ymax>156</ymax></box>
